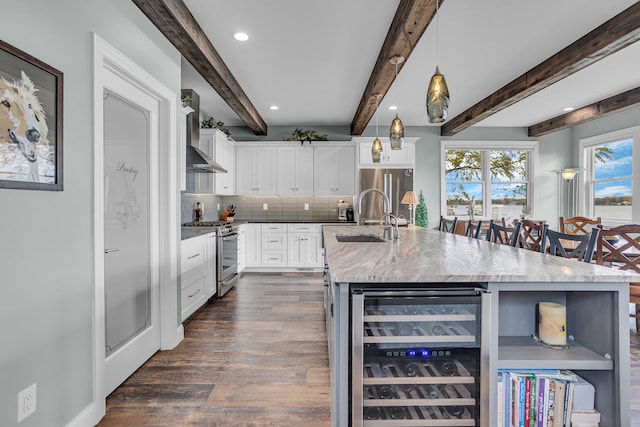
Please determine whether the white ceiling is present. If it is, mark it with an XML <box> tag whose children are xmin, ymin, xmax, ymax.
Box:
<box><xmin>181</xmin><ymin>0</ymin><xmax>640</xmax><ymax>132</ymax></box>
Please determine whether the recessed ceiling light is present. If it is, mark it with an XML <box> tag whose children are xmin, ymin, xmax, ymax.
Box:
<box><xmin>234</xmin><ymin>32</ymin><xmax>249</xmax><ymax>42</ymax></box>
<box><xmin>389</xmin><ymin>105</ymin><xmax>398</xmax><ymax>110</ymax></box>
<box><xmin>563</xmin><ymin>107</ymin><xmax>575</xmax><ymax>112</ymax></box>
<box><xmin>269</xmin><ymin>105</ymin><xmax>279</xmax><ymax>110</ymax></box>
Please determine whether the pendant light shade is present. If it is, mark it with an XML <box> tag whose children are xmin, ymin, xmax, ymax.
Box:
<box><xmin>389</xmin><ymin>56</ymin><xmax>405</xmax><ymax>150</ymax></box>
<box><xmin>371</xmin><ymin>137</ymin><xmax>383</xmax><ymax>163</ymax></box>
<box><xmin>371</xmin><ymin>94</ymin><xmax>383</xmax><ymax>163</ymax></box>
<box><xmin>426</xmin><ymin>66</ymin><xmax>450</xmax><ymax>123</ymax></box>
<box><xmin>426</xmin><ymin>0</ymin><xmax>450</xmax><ymax>123</ymax></box>
<box><xmin>390</xmin><ymin>114</ymin><xmax>404</xmax><ymax>150</ymax></box>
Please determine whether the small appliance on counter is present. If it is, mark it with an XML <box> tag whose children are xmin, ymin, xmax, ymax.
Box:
<box><xmin>195</xmin><ymin>201</ymin><xmax>204</xmax><ymax>222</ymax></box>
<box><xmin>338</xmin><ymin>200</ymin><xmax>348</xmax><ymax>221</ymax></box>
<box><xmin>346</xmin><ymin>205</ymin><xmax>354</xmax><ymax>222</ymax></box>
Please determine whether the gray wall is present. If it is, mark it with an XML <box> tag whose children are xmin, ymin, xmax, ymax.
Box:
<box><xmin>0</xmin><ymin>1</ymin><xmax>180</xmax><ymax>426</ymax></box>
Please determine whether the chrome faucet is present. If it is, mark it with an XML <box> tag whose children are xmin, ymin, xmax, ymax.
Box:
<box><xmin>357</xmin><ymin>188</ymin><xmax>391</xmax><ymax>225</ymax></box>
<box><xmin>382</xmin><ymin>213</ymin><xmax>400</xmax><ymax>242</ymax></box>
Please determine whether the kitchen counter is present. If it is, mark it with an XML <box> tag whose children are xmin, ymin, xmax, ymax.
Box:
<box><xmin>181</xmin><ymin>227</ymin><xmax>216</xmax><ymax>240</ymax></box>
<box><xmin>323</xmin><ymin>225</ymin><xmax>637</xmax><ymax>427</ymax></box>
<box><xmin>243</xmin><ymin>220</ymin><xmax>357</xmax><ymax>224</ymax></box>
<box><xmin>322</xmin><ymin>225</ymin><xmax>639</xmax><ymax>283</ymax></box>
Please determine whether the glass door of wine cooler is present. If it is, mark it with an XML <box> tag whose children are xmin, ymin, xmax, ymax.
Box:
<box><xmin>351</xmin><ymin>287</ymin><xmax>489</xmax><ymax>427</ymax></box>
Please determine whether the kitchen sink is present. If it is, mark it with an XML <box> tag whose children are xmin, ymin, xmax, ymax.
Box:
<box><xmin>335</xmin><ymin>234</ymin><xmax>385</xmax><ymax>243</ymax></box>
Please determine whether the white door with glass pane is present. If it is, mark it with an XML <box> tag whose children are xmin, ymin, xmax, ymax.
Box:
<box><xmin>103</xmin><ymin>82</ymin><xmax>160</xmax><ymax>395</ymax></box>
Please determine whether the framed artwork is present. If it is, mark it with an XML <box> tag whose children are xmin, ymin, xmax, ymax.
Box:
<box><xmin>0</xmin><ymin>39</ymin><xmax>63</xmax><ymax>190</ymax></box>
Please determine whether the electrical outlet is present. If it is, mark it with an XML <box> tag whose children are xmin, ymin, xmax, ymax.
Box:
<box><xmin>263</xmin><ymin>203</ymin><xmax>268</xmax><ymax>210</ymax></box>
<box><xmin>217</xmin><ymin>203</ymin><xmax>220</xmax><ymax>211</ymax></box>
<box><xmin>18</xmin><ymin>383</ymin><xmax>36</xmax><ymax>422</ymax></box>
<box><xmin>304</xmin><ymin>203</ymin><xmax>310</xmax><ymax>211</ymax></box>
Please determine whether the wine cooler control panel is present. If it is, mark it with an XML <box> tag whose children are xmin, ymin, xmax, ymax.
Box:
<box><xmin>352</xmin><ymin>287</ymin><xmax>486</xmax><ymax>427</ymax></box>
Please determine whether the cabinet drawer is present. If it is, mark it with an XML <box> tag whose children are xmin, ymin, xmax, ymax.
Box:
<box><xmin>261</xmin><ymin>224</ymin><xmax>286</xmax><ymax>232</ymax></box>
<box><xmin>181</xmin><ymin>270</ymin><xmax>206</xmax><ymax>321</ymax></box>
<box><xmin>181</xmin><ymin>235</ymin><xmax>207</xmax><ymax>274</ymax></box>
<box><xmin>262</xmin><ymin>233</ymin><xmax>287</xmax><ymax>249</ymax></box>
<box><xmin>262</xmin><ymin>250</ymin><xmax>287</xmax><ymax>267</ymax></box>
<box><xmin>287</xmin><ymin>223</ymin><xmax>321</xmax><ymax>233</ymax></box>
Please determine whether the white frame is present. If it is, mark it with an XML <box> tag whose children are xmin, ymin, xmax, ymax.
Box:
<box><xmin>70</xmin><ymin>34</ymin><xmax>182</xmax><ymax>427</ymax></box>
<box><xmin>579</xmin><ymin>125</ymin><xmax>639</xmax><ymax>226</ymax></box>
<box><xmin>440</xmin><ymin>140</ymin><xmax>538</xmax><ymax>220</ymax></box>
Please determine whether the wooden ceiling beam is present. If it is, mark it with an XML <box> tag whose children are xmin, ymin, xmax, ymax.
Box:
<box><xmin>350</xmin><ymin>0</ymin><xmax>438</xmax><ymax>135</ymax></box>
<box><xmin>528</xmin><ymin>87</ymin><xmax>640</xmax><ymax>137</ymax></box>
<box><xmin>132</xmin><ymin>0</ymin><xmax>267</xmax><ymax>135</ymax></box>
<box><xmin>441</xmin><ymin>1</ymin><xmax>640</xmax><ymax>137</ymax></box>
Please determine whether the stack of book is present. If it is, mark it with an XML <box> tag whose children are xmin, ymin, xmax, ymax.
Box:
<box><xmin>497</xmin><ymin>369</ymin><xmax>597</xmax><ymax>427</ymax></box>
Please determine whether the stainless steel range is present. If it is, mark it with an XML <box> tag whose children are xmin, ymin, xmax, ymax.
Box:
<box><xmin>182</xmin><ymin>221</ymin><xmax>239</xmax><ymax>297</ymax></box>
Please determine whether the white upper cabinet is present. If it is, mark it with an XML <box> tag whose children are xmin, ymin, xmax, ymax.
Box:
<box><xmin>314</xmin><ymin>145</ymin><xmax>355</xmax><ymax>195</ymax></box>
<box><xmin>236</xmin><ymin>146</ymin><xmax>277</xmax><ymax>195</ymax></box>
<box><xmin>355</xmin><ymin>137</ymin><xmax>417</xmax><ymax>168</ymax></box>
<box><xmin>210</xmin><ymin>130</ymin><xmax>235</xmax><ymax>195</ymax></box>
<box><xmin>276</xmin><ymin>145</ymin><xmax>314</xmax><ymax>195</ymax></box>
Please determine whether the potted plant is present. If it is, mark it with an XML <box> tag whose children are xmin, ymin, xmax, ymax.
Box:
<box><xmin>201</xmin><ymin>117</ymin><xmax>231</xmax><ymax>137</ymax></box>
<box><xmin>283</xmin><ymin>128</ymin><xmax>328</xmax><ymax>145</ymax></box>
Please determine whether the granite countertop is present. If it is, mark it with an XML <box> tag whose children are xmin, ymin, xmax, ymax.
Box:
<box><xmin>244</xmin><ymin>220</ymin><xmax>357</xmax><ymax>224</ymax></box>
<box><xmin>181</xmin><ymin>227</ymin><xmax>216</xmax><ymax>240</ymax></box>
<box><xmin>322</xmin><ymin>225</ymin><xmax>640</xmax><ymax>284</ymax></box>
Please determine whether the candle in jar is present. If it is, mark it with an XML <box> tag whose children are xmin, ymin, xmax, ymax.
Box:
<box><xmin>537</xmin><ymin>302</ymin><xmax>566</xmax><ymax>346</ymax></box>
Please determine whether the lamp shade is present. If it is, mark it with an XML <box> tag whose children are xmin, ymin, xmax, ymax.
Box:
<box><xmin>401</xmin><ymin>191</ymin><xmax>419</xmax><ymax>205</ymax></box>
<box><xmin>371</xmin><ymin>137</ymin><xmax>383</xmax><ymax>163</ymax></box>
<box><xmin>561</xmin><ymin>169</ymin><xmax>577</xmax><ymax>181</ymax></box>
<box><xmin>426</xmin><ymin>66</ymin><xmax>450</xmax><ymax>123</ymax></box>
<box><xmin>390</xmin><ymin>114</ymin><xmax>405</xmax><ymax>150</ymax></box>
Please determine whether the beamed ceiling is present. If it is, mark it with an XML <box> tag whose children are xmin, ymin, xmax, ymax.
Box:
<box><xmin>133</xmin><ymin>0</ymin><xmax>640</xmax><ymax>137</ymax></box>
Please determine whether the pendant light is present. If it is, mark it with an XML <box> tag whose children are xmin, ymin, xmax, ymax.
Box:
<box><xmin>426</xmin><ymin>0</ymin><xmax>450</xmax><ymax>123</ymax></box>
<box><xmin>371</xmin><ymin>94</ymin><xmax>383</xmax><ymax>163</ymax></box>
<box><xmin>389</xmin><ymin>56</ymin><xmax>405</xmax><ymax>150</ymax></box>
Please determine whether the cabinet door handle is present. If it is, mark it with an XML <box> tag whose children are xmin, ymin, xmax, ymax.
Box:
<box><xmin>187</xmin><ymin>253</ymin><xmax>201</xmax><ymax>260</ymax></box>
<box><xmin>104</xmin><ymin>248</ymin><xmax>120</xmax><ymax>254</ymax></box>
<box><xmin>187</xmin><ymin>288</ymin><xmax>201</xmax><ymax>298</ymax></box>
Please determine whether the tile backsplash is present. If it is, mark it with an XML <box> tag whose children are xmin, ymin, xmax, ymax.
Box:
<box><xmin>181</xmin><ymin>194</ymin><xmax>356</xmax><ymax>223</ymax></box>
<box><xmin>221</xmin><ymin>196</ymin><xmax>355</xmax><ymax>222</ymax></box>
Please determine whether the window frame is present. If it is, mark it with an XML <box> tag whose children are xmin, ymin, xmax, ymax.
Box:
<box><xmin>440</xmin><ymin>140</ymin><xmax>538</xmax><ymax>220</ymax></box>
<box><xmin>579</xmin><ymin>125</ymin><xmax>639</xmax><ymax>226</ymax></box>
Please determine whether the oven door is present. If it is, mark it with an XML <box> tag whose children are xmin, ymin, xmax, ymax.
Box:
<box><xmin>219</xmin><ymin>231</ymin><xmax>239</xmax><ymax>284</ymax></box>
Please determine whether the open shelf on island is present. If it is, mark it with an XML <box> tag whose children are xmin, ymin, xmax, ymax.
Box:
<box><xmin>497</xmin><ymin>335</ymin><xmax>613</xmax><ymax>370</ymax></box>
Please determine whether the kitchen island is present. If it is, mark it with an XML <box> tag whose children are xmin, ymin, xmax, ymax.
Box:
<box><xmin>322</xmin><ymin>225</ymin><xmax>639</xmax><ymax>426</ymax></box>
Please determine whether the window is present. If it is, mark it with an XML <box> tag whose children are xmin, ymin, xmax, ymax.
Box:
<box><xmin>441</xmin><ymin>141</ymin><xmax>537</xmax><ymax>221</ymax></box>
<box><xmin>581</xmin><ymin>126</ymin><xmax>639</xmax><ymax>225</ymax></box>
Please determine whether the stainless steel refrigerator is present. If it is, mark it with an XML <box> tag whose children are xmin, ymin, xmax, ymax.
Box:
<box><xmin>358</xmin><ymin>168</ymin><xmax>413</xmax><ymax>224</ymax></box>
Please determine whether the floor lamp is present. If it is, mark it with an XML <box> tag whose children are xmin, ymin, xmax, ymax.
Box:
<box><xmin>401</xmin><ymin>191</ymin><xmax>419</xmax><ymax>226</ymax></box>
<box><xmin>554</xmin><ymin>168</ymin><xmax>582</xmax><ymax>219</ymax></box>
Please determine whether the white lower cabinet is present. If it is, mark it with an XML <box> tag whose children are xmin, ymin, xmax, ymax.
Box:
<box><xmin>244</xmin><ymin>223</ymin><xmax>262</xmax><ymax>267</ymax></box>
<box><xmin>262</xmin><ymin>224</ymin><xmax>288</xmax><ymax>268</ymax></box>
<box><xmin>242</xmin><ymin>223</ymin><xmax>324</xmax><ymax>271</ymax></box>
<box><xmin>237</xmin><ymin>224</ymin><xmax>246</xmax><ymax>273</ymax></box>
<box><xmin>288</xmin><ymin>224</ymin><xmax>323</xmax><ymax>268</ymax></box>
<box><xmin>180</xmin><ymin>231</ymin><xmax>216</xmax><ymax>322</ymax></box>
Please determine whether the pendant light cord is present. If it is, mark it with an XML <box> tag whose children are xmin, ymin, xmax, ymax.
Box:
<box><xmin>436</xmin><ymin>0</ymin><xmax>440</xmax><ymax>65</ymax></box>
<box><xmin>375</xmin><ymin>95</ymin><xmax>379</xmax><ymax>137</ymax></box>
<box><xmin>395</xmin><ymin>61</ymin><xmax>399</xmax><ymax>113</ymax></box>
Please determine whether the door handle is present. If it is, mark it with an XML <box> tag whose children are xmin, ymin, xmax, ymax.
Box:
<box><xmin>104</xmin><ymin>248</ymin><xmax>120</xmax><ymax>254</ymax></box>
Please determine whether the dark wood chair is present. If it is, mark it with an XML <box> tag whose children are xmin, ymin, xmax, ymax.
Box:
<box><xmin>595</xmin><ymin>224</ymin><xmax>640</xmax><ymax>331</ymax></box>
<box><xmin>559</xmin><ymin>216</ymin><xmax>601</xmax><ymax>235</ymax></box>
<box><xmin>487</xmin><ymin>220</ymin><xmax>522</xmax><ymax>247</ymax></box>
<box><xmin>465</xmin><ymin>219</ymin><xmax>483</xmax><ymax>239</ymax></box>
<box><xmin>439</xmin><ymin>216</ymin><xmax>458</xmax><ymax>233</ymax></box>
<box><xmin>519</xmin><ymin>219</ymin><xmax>546</xmax><ymax>252</ymax></box>
<box><xmin>540</xmin><ymin>225</ymin><xmax>599</xmax><ymax>263</ymax></box>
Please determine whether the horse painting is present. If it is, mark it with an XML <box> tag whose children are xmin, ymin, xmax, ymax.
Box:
<box><xmin>0</xmin><ymin>70</ymin><xmax>50</xmax><ymax>182</ymax></box>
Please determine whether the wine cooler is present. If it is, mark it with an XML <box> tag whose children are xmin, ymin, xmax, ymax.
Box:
<box><xmin>351</xmin><ymin>286</ymin><xmax>490</xmax><ymax>426</ymax></box>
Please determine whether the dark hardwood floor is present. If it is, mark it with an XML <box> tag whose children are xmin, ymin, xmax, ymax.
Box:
<box><xmin>98</xmin><ymin>273</ymin><xmax>640</xmax><ymax>426</ymax></box>
<box><xmin>98</xmin><ymin>273</ymin><xmax>331</xmax><ymax>427</ymax></box>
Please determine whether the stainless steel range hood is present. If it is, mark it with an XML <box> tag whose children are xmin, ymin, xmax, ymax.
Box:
<box><xmin>182</xmin><ymin>89</ymin><xmax>227</xmax><ymax>174</ymax></box>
